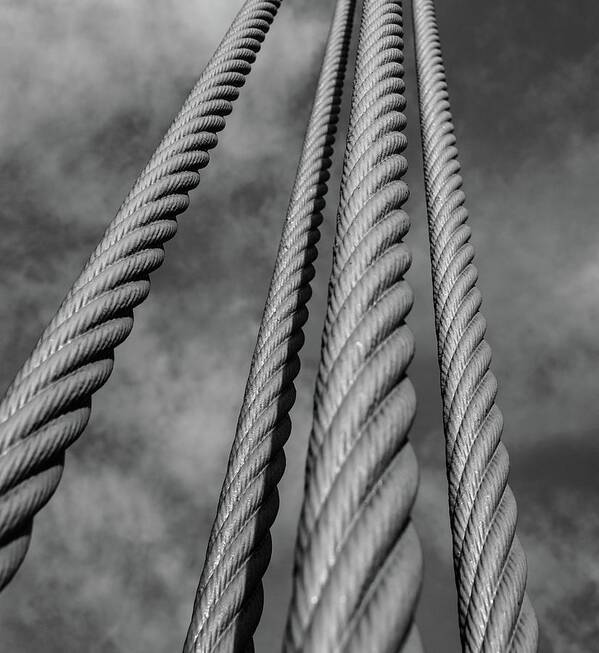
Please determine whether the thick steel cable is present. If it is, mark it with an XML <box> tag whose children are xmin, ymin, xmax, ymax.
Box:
<box><xmin>283</xmin><ymin>2</ymin><xmax>423</xmax><ymax>651</ymax></box>
<box><xmin>0</xmin><ymin>0</ymin><xmax>283</xmax><ymax>592</ymax></box>
<box><xmin>412</xmin><ymin>1</ymin><xmax>538</xmax><ymax>651</ymax></box>
<box><xmin>182</xmin><ymin>2</ymin><xmax>356</xmax><ymax>651</ymax></box>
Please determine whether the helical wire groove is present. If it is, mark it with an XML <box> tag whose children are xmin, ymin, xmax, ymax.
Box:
<box><xmin>182</xmin><ymin>1</ymin><xmax>357</xmax><ymax>651</ymax></box>
<box><xmin>283</xmin><ymin>1</ymin><xmax>423</xmax><ymax>651</ymax></box>
<box><xmin>412</xmin><ymin>0</ymin><xmax>538</xmax><ymax>650</ymax></box>
<box><xmin>0</xmin><ymin>0</ymin><xmax>283</xmax><ymax>592</ymax></box>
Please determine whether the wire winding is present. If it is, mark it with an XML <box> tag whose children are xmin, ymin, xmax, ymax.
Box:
<box><xmin>182</xmin><ymin>1</ymin><xmax>356</xmax><ymax>651</ymax></box>
<box><xmin>411</xmin><ymin>0</ymin><xmax>538</xmax><ymax>650</ymax></box>
<box><xmin>283</xmin><ymin>2</ymin><xmax>423</xmax><ymax>651</ymax></box>
<box><xmin>0</xmin><ymin>0</ymin><xmax>282</xmax><ymax>592</ymax></box>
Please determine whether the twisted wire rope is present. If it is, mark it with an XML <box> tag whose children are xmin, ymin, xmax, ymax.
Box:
<box><xmin>0</xmin><ymin>0</ymin><xmax>283</xmax><ymax>592</ymax></box>
<box><xmin>182</xmin><ymin>1</ymin><xmax>357</xmax><ymax>650</ymax></box>
<box><xmin>283</xmin><ymin>1</ymin><xmax>423</xmax><ymax>651</ymax></box>
<box><xmin>412</xmin><ymin>0</ymin><xmax>538</xmax><ymax>651</ymax></box>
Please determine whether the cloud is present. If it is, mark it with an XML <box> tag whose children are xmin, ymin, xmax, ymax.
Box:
<box><xmin>451</xmin><ymin>132</ymin><xmax>599</xmax><ymax>444</ymax></box>
<box><xmin>515</xmin><ymin>435</ymin><xmax>599</xmax><ymax>653</ymax></box>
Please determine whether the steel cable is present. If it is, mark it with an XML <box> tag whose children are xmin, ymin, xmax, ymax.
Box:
<box><xmin>182</xmin><ymin>1</ymin><xmax>356</xmax><ymax>651</ymax></box>
<box><xmin>0</xmin><ymin>0</ymin><xmax>283</xmax><ymax>592</ymax></box>
<box><xmin>283</xmin><ymin>2</ymin><xmax>423</xmax><ymax>651</ymax></box>
<box><xmin>411</xmin><ymin>0</ymin><xmax>538</xmax><ymax>651</ymax></box>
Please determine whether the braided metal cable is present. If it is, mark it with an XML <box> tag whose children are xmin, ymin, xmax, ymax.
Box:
<box><xmin>412</xmin><ymin>1</ymin><xmax>538</xmax><ymax>651</ymax></box>
<box><xmin>0</xmin><ymin>0</ymin><xmax>283</xmax><ymax>592</ymax></box>
<box><xmin>182</xmin><ymin>2</ymin><xmax>356</xmax><ymax>651</ymax></box>
<box><xmin>283</xmin><ymin>2</ymin><xmax>423</xmax><ymax>651</ymax></box>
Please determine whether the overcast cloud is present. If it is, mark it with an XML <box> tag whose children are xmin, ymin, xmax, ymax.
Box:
<box><xmin>0</xmin><ymin>1</ymin><xmax>597</xmax><ymax>652</ymax></box>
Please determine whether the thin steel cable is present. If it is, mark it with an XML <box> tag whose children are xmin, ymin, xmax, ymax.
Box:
<box><xmin>412</xmin><ymin>1</ymin><xmax>538</xmax><ymax>651</ymax></box>
<box><xmin>182</xmin><ymin>1</ymin><xmax>357</xmax><ymax>651</ymax></box>
<box><xmin>283</xmin><ymin>2</ymin><xmax>423</xmax><ymax>651</ymax></box>
<box><xmin>0</xmin><ymin>0</ymin><xmax>283</xmax><ymax>592</ymax></box>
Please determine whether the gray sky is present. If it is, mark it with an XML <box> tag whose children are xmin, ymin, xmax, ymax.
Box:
<box><xmin>0</xmin><ymin>1</ymin><xmax>597</xmax><ymax>651</ymax></box>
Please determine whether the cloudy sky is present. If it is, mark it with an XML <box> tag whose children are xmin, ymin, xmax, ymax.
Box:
<box><xmin>0</xmin><ymin>1</ymin><xmax>597</xmax><ymax>651</ymax></box>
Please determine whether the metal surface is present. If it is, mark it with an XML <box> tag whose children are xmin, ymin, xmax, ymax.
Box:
<box><xmin>412</xmin><ymin>0</ymin><xmax>538</xmax><ymax>650</ymax></box>
<box><xmin>182</xmin><ymin>1</ymin><xmax>356</xmax><ymax>651</ymax></box>
<box><xmin>0</xmin><ymin>0</ymin><xmax>282</xmax><ymax>592</ymax></box>
<box><xmin>283</xmin><ymin>1</ymin><xmax>423</xmax><ymax>651</ymax></box>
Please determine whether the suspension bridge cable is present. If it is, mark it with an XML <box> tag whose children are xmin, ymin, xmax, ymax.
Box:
<box><xmin>283</xmin><ymin>1</ymin><xmax>423</xmax><ymax>651</ymax></box>
<box><xmin>182</xmin><ymin>1</ymin><xmax>357</xmax><ymax>651</ymax></box>
<box><xmin>0</xmin><ymin>0</ymin><xmax>283</xmax><ymax>592</ymax></box>
<box><xmin>411</xmin><ymin>0</ymin><xmax>538</xmax><ymax>650</ymax></box>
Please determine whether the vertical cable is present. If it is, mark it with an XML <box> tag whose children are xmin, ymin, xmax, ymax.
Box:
<box><xmin>183</xmin><ymin>1</ymin><xmax>357</xmax><ymax>651</ymax></box>
<box><xmin>283</xmin><ymin>2</ymin><xmax>423</xmax><ymax>651</ymax></box>
<box><xmin>412</xmin><ymin>0</ymin><xmax>538</xmax><ymax>650</ymax></box>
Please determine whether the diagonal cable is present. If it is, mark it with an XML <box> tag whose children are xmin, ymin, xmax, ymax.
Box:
<box><xmin>0</xmin><ymin>0</ymin><xmax>283</xmax><ymax>592</ymax></box>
